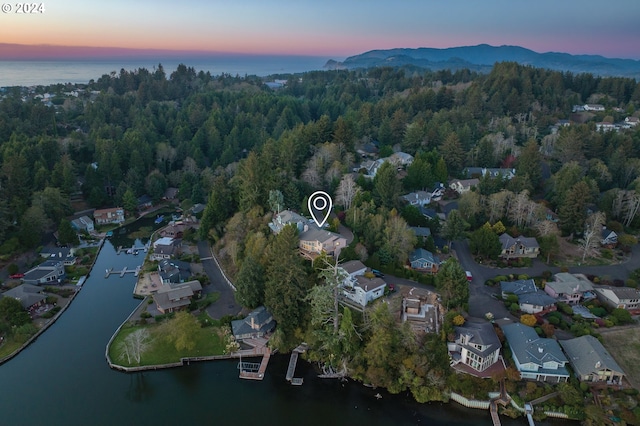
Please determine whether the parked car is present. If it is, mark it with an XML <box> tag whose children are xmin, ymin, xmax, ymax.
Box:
<box><xmin>9</xmin><ymin>273</ymin><xmax>24</xmax><ymax>279</ymax></box>
<box><xmin>371</xmin><ymin>269</ymin><xmax>384</xmax><ymax>278</ymax></box>
<box><xmin>465</xmin><ymin>271</ymin><xmax>473</xmax><ymax>282</ymax></box>
<box><xmin>387</xmin><ymin>283</ymin><xmax>396</xmax><ymax>292</ymax></box>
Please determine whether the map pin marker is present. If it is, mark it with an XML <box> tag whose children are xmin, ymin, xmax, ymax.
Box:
<box><xmin>308</xmin><ymin>191</ymin><xmax>333</xmax><ymax>228</ymax></box>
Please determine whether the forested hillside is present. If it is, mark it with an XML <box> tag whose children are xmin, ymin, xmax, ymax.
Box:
<box><xmin>2</xmin><ymin>63</ymin><xmax>640</xmax><ymax>409</ymax></box>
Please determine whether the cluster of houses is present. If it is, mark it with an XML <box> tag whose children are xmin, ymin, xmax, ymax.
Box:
<box><xmin>560</xmin><ymin>104</ymin><xmax>640</xmax><ymax>133</ymax></box>
<box><xmin>445</xmin><ymin>271</ymin><xmax>636</xmax><ymax>385</ymax></box>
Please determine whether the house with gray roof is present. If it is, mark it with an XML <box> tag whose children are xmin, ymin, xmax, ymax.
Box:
<box><xmin>594</xmin><ymin>286</ymin><xmax>640</xmax><ymax>314</ymax></box>
<box><xmin>544</xmin><ymin>273</ymin><xmax>595</xmax><ymax>305</ymax></box>
<box><xmin>501</xmin><ymin>322</ymin><xmax>569</xmax><ymax>382</ymax></box>
<box><xmin>152</xmin><ymin>280</ymin><xmax>202</xmax><ymax>314</ymax></box>
<box><xmin>298</xmin><ymin>225</ymin><xmax>346</xmax><ymax>259</ymax></box>
<box><xmin>268</xmin><ymin>209</ymin><xmax>307</xmax><ymax>234</ymax></box>
<box><xmin>71</xmin><ymin>216</ymin><xmax>94</xmax><ymax>233</ymax></box>
<box><xmin>499</xmin><ymin>233</ymin><xmax>539</xmax><ymax>259</ymax></box>
<box><xmin>40</xmin><ymin>247</ymin><xmax>77</xmax><ymax>266</ymax></box>
<box><xmin>340</xmin><ymin>260</ymin><xmax>367</xmax><ymax>277</ymax></box>
<box><xmin>560</xmin><ymin>335</ymin><xmax>625</xmax><ymax>386</ymax></box>
<box><xmin>449</xmin><ymin>321</ymin><xmax>501</xmax><ymax>373</ymax></box>
<box><xmin>231</xmin><ymin>306</ymin><xmax>276</xmax><ymax>341</ymax></box>
<box><xmin>338</xmin><ymin>261</ymin><xmax>386</xmax><ymax>307</ymax></box>
<box><xmin>409</xmin><ymin>248</ymin><xmax>439</xmax><ymax>273</ymax></box>
<box><xmin>22</xmin><ymin>260</ymin><xmax>66</xmax><ymax>285</ymax></box>
<box><xmin>1</xmin><ymin>284</ymin><xmax>47</xmax><ymax>310</ymax></box>
<box><xmin>158</xmin><ymin>259</ymin><xmax>191</xmax><ymax>284</ymax></box>
<box><xmin>402</xmin><ymin>191</ymin><xmax>431</xmax><ymax>207</ymax></box>
<box><xmin>410</xmin><ymin>226</ymin><xmax>431</xmax><ymax>240</ymax></box>
<box><xmin>501</xmin><ymin>279</ymin><xmax>556</xmax><ymax>314</ymax></box>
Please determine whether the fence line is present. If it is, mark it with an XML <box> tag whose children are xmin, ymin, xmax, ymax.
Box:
<box><xmin>449</xmin><ymin>392</ymin><xmax>491</xmax><ymax>410</ymax></box>
<box><xmin>208</xmin><ymin>246</ymin><xmax>236</xmax><ymax>291</ymax></box>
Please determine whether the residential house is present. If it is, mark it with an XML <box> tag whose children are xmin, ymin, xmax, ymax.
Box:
<box><xmin>449</xmin><ymin>178</ymin><xmax>480</xmax><ymax>194</ymax></box>
<box><xmin>158</xmin><ymin>222</ymin><xmax>189</xmax><ymax>239</ymax></box>
<box><xmin>93</xmin><ymin>207</ymin><xmax>125</xmax><ymax>225</ymax></box>
<box><xmin>601</xmin><ymin>228</ymin><xmax>618</xmax><ymax>247</ymax></box>
<box><xmin>584</xmin><ymin>104</ymin><xmax>605</xmax><ymax>111</ymax></box>
<box><xmin>340</xmin><ymin>260</ymin><xmax>368</xmax><ymax>277</ymax></box>
<box><xmin>151</xmin><ymin>244</ymin><xmax>176</xmax><ymax>261</ymax></box>
<box><xmin>231</xmin><ymin>306</ymin><xmax>276</xmax><ymax>341</ymax></box>
<box><xmin>594</xmin><ymin>286</ymin><xmax>640</xmax><ymax>314</ymax></box>
<box><xmin>501</xmin><ymin>279</ymin><xmax>556</xmax><ymax>314</ymax></box>
<box><xmin>596</xmin><ymin>122</ymin><xmax>615</xmax><ymax>132</ymax></box>
<box><xmin>298</xmin><ymin>225</ymin><xmax>346</xmax><ymax>259</ymax></box>
<box><xmin>517</xmin><ymin>291</ymin><xmax>558</xmax><ymax>315</ymax></box>
<box><xmin>40</xmin><ymin>247</ymin><xmax>77</xmax><ymax>266</ymax></box>
<box><xmin>449</xmin><ymin>321</ymin><xmax>501</xmax><ymax>373</ymax></box>
<box><xmin>429</xmin><ymin>183</ymin><xmax>446</xmax><ymax>201</ymax></box>
<box><xmin>158</xmin><ymin>259</ymin><xmax>191</xmax><ymax>284</ymax></box>
<box><xmin>22</xmin><ymin>260</ymin><xmax>66</xmax><ymax>285</ymax></box>
<box><xmin>268</xmin><ymin>209</ymin><xmax>307</xmax><ymax>234</ymax></box>
<box><xmin>71</xmin><ymin>216</ymin><xmax>95</xmax><ymax>233</ymax></box>
<box><xmin>544</xmin><ymin>273</ymin><xmax>595</xmax><ymax>305</ymax></box>
<box><xmin>464</xmin><ymin>167</ymin><xmax>516</xmax><ymax>180</ymax></box>
<box><xmin>137</xmin><ymin>195</ymin><xmax>153</xmax><ymax>211</ymax></box>
<box><xmin>402</xmin><ymin>191</ymin><xmax>431</xmax><ymax>207</ymax></box>
<box><xmin>401</xmin><ymin>288</ymin><xmax>442</xmax><ymax>334</ymax></box>
<box><xmin>388</xmin><ymin>151</ymin><xmax>414</xmax><ymax>167</ymax></box>
<box><xmin>409</xmin><ymin>248</ymin><xmax>439</xmax><ymax>273</ymax></box>
<box><xmin>499</xmin><ymin>233</ymin><xmax>539</xmax><ymax>259</ymax></box>
<box><xmin>625</xmin><ymin>116</ymin><xmax>639</xmax><ymax>127</ymax></box>
<box><xmin>501</xmin><ymin>322</ymin><xmax>570</xmax><ymax>382</ymax></box>
<box><xmin>1</xmin><ymin>284</ymin><xmax>47</xmax><ymax>310</ymax></box>
<box><xmin>163</xmin><ymin>187</ymin><xmax>179</xmax><ymax>200</ymax></box>
<box><xmin>191</xmin><ymin>203</ymin><xmax>205</xmax><ymax>216</ymax></box>
<box><xmin>152</xmin><ymin>280</ymin><xmax>202</xmax><ymax>314</ymax></box>
<box><xmin>560</xmin><ymin>335</ymin><xmax>625</xmax><ymax>386</ymax></box>
<box><xmin>153</xmin><ymin>237</ymin><xmax>174</xmax><ymax>249</ymax></box>
<box><xmin>342</xmin><ymin>276</ymin><xmax>387</xmax><ymax>307</ymax></box>
<box><xmin>410</xmin><ymin>226</ymin><xmax>431</xmax><ymax>241</ymax></box>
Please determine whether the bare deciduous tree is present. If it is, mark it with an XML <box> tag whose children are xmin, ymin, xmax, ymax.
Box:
<box><xmin>335</xmin><ymin>174</ymin><xmax>360</xmax><ymax>211</ymax></box>
<box><xmin>119</xmin><ymin>328</ymin><xmax>152</xmax><ymax>365</ymax></box>
<box><xmin>579</xmin><ymin>212</ymin><xmax>605</xmax><ymax>262</ymax></box>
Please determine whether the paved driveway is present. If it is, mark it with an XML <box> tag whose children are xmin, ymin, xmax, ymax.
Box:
<box><xmin>197</xmin><ymin>241</ymin><xmax>241</xmax><ymax>319</ymax></box>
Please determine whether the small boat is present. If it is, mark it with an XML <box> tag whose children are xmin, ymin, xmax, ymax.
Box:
<box><xmin>105</xmin><ymin>231</ymin><xmax>113</xmax><ymax>237</ymax></box>
<box><xmin>133</xmin><ymin>250</ymin><xmax>139</xmax><ymax>256</ymax></box>
<box><xmin>154</xmin><ymin>215</ymin><xmax>164</xmax><ymax>224</ymax></box>
<box><xmin>126</xmin><ymin>249</ymin><xmax>133</xmax><ymax>254</ymax></box>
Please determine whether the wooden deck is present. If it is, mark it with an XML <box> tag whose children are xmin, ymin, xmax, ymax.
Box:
<box><xmin>285</xmin><ymin>343</ymin><xmax>308</xmax><ymax>385</ymax></box>
<box><xmin>238</xmin><ymin>337</ymin><xmax>272</xmax><ymax>381</ymax></box>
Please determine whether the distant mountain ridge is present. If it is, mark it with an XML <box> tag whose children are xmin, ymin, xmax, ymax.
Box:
<box><xmin>325</xmin><ymin>44</ymin><xmax>640</xmax><ymax>79</ymax></box>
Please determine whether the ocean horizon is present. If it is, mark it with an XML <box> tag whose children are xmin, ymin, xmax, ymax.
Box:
<box><xmin>0</xmin><ymin>55</ymin><xmax>336</xmax><ymax>87</ymax></box>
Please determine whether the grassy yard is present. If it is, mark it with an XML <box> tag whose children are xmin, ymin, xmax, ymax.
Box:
<box><xmin>599</xmin><ymin>327</ymin><xmax>640</xmax><ymax>389</ymax></box>
<box><xmin>109</xmin><ymin>317</ymin><xmax>227</xmax><ymax>367</ymax></box>
<box><xmin>0</xmin><ymin>338</ymin><xmax>25</xmax><ymax>359</ymax></box>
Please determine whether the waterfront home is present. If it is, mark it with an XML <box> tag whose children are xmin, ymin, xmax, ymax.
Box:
<box><xmin>137</xmin><ymin>194</ymin><xmax>153</xmax><ymax>211</ymax></box>
<box><xmin>298</xmin><ymin>225</ymin><xmax>346</xmax><ymax>260</ymax></box>
<box><xmin>594</xmin><ymin>286</ymin><xmax>640</xmax><ymax>314</ymax></box>
<box><xmin>501</xmin><ymin>322</ymin><xmax>570</xmax><ymax>383</ymax></box>
<box><xmin>93</xmin><ymin>207</ymin><xmax>125</xmax><ymax>225</ymax></box>
<box><xmin>401</xmin><ymin>288</ymin><xmax>441</xmax><ymax>334</ymax></box>
<box><xmin>560</xmin><ymin>335</ymin><xmax>625</xmax><ymax>386</ymax></box>
<box><xmin>152</xmin><ymin>280</ymin><xmax>202</xmax><ymax>314</ymax></box>
<box><xmin>499</xmin><ymin>233</ymin><xmax>539</xmax><ymax>259</ymax></box>
<box><xmin>151</xmin><ymin>244</ymin><xmax>176</xmax><ymax>261</ymax></box>
<box><xmin>158</xmin><ymin>259</ymin><xmax>191</xmax><ymax>284</ymax></box>
<box><xmin>1</xmin><ymin>284</ymin><xmax>47</xmax><ymax>310</ymax></box>
<box><xmin>40</xmin><ymin>247</ymin><xmax>77</xmax><ymax>266</ymax></box>
<box><xmin>543</xmin><ymin>273</ymin><xmax>595</xmax><ymax>305</ymax></box>
<box><xmin>449</xmin><ymin>321</ymin><xmax>501</xmax><ymax>373</ymax></box>
<box><xmin>22</xmin><ymin>260</ymin><xmax>66</xmax><ymax>285</ymax></box>
<box><xmin>231</xmin><ymin>306</ymin><xmax>276</xmax><ymax>341</ymax></box>
<box><xmin>71</xmin><ymin>216</ymin><xmax>95</xmax><ymax>233</ymax></box>
<box><xmin>409</xmin><ymin>248</ymin><xmax>439</xmax><ymax>273</ymax></box>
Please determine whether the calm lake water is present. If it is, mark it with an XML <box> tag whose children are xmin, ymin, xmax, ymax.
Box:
<box><xmin>0</xmin><ymin>237</ymin><xmax>544</xmax><ymax>425</ymax></box>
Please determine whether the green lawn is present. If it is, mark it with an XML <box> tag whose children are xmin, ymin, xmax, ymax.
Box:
<box><xmin>109</xmin><ymin>318</ymin><xmax>227</xmax><ymax>367</ymax></box>
<box><xmin>0</xmin><ymin>338</ymin><xmax>25</xmax><ymax>359</ymax></box>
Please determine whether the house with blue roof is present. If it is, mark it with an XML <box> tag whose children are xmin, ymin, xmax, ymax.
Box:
<box><xmin>501</xmin><ymin>322</ymin><xmax>569</xmax><ymax>383</ymax></box>
<box><xmin>409</xmin><ymin>248</ymin><xmax>439</xmax><ymax>273</ymax></box>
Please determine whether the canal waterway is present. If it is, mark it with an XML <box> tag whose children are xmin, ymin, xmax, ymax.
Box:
<box><xmin>0</xmin><ymin>238</ymin><xmax>547</xmax><ymax>425</ymax></box>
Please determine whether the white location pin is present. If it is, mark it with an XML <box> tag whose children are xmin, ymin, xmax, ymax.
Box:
<box><xmin>308</xmin><ymin>191</ymin><xmax>333</xmax><ymax>228</ymax></box>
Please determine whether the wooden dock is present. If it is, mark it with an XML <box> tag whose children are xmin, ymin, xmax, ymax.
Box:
<box><xmin>239</xmin><ymin>351</ymin><xmax>271</xmax><ymax>380</ymax></box>
<box><xmin>104</xmin><ymin>265</ymin><xmax>141</xmax><ymax>278</ymax></box>
<box><xmin>116</xmin><ymin>245</ymin><xmax>148</xmax><ymax>255</ymax></box>
<box><xmin>285</xmin><ymin>343</ymin><xmax>308</xmax><ymax>385</ymax></box>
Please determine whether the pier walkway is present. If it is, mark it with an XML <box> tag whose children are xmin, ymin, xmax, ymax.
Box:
<box><xmin>285</xmin><ymin>343</ymin><xmax>308</xmax><ymax>385</ymax></box>
<box><xmin>238</xmin><ymin>337</ymin><xmax>272</xmax><ymax>381</ymax></box>
<box><xmin>104</xmin><ymin>265</ymin><xmax>141</xmax><ymax>278</ymax></box>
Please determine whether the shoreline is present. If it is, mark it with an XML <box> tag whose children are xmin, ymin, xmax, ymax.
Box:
<box><xmin>0</xmin><ymin>239</ymin><xmax>105</xmax><ymax>366</ymax></box>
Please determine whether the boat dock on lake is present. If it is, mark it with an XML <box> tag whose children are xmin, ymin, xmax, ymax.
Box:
<box><xmin>104</xmin><ymin>265</ymin><xmax>141</xmax><ymax>278</ymax></box>
<box><xmin>285</xmin><ymin>343</ymin><xmax>308</xmax><ymax>385</ymax></box>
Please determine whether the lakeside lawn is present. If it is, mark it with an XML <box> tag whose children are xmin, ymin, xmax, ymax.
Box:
<box><xmin>599</xmin><ymin>327</ymin><xmax>640</xmax><ymax>389</ymax></box>
<box><xmin>108</xmin><ymin>315</ymin><xmax>227</xmax><ymax>367</ymax></box>
<box><xmin>0</xmin><ymin>338</ymin><xmax>26</xmax><ymax>359</ymax></box>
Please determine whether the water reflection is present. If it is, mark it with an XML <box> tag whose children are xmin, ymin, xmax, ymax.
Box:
<box><xmin>126</xmin><ymin>372</ymin><xmax>155</xmax><ymax>402</ymax></box>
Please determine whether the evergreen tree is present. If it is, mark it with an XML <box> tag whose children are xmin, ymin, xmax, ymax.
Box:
<box><xmin>435</xmin><ymin>258</ymin><xmax>469</xmax><ymax>309</ymax></box>
<box><xmin>234</xmin><ymin>256</ymin><xmax>266</xmax><ymax>309</ymax></box>
<box><xmin>373</xmin><ymin>161</ymin><xmax>401</xmax><ymax>209</ymax></box>
<box><xmin>58</xmin><ymin>219</ymin><xmax>79</xmax><ymax>246</ymax></box>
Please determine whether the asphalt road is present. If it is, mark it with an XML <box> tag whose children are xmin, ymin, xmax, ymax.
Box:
<box><xmin>197</xmin><ymin>240</ymin><xmax>241</xmax><ymax>319</ymax></box>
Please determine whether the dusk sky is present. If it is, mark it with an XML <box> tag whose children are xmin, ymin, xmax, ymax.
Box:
<box><xmin>1</xmin><ymin>0</ymin><xmax>640</xmax><ymax>59</ymax></box>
